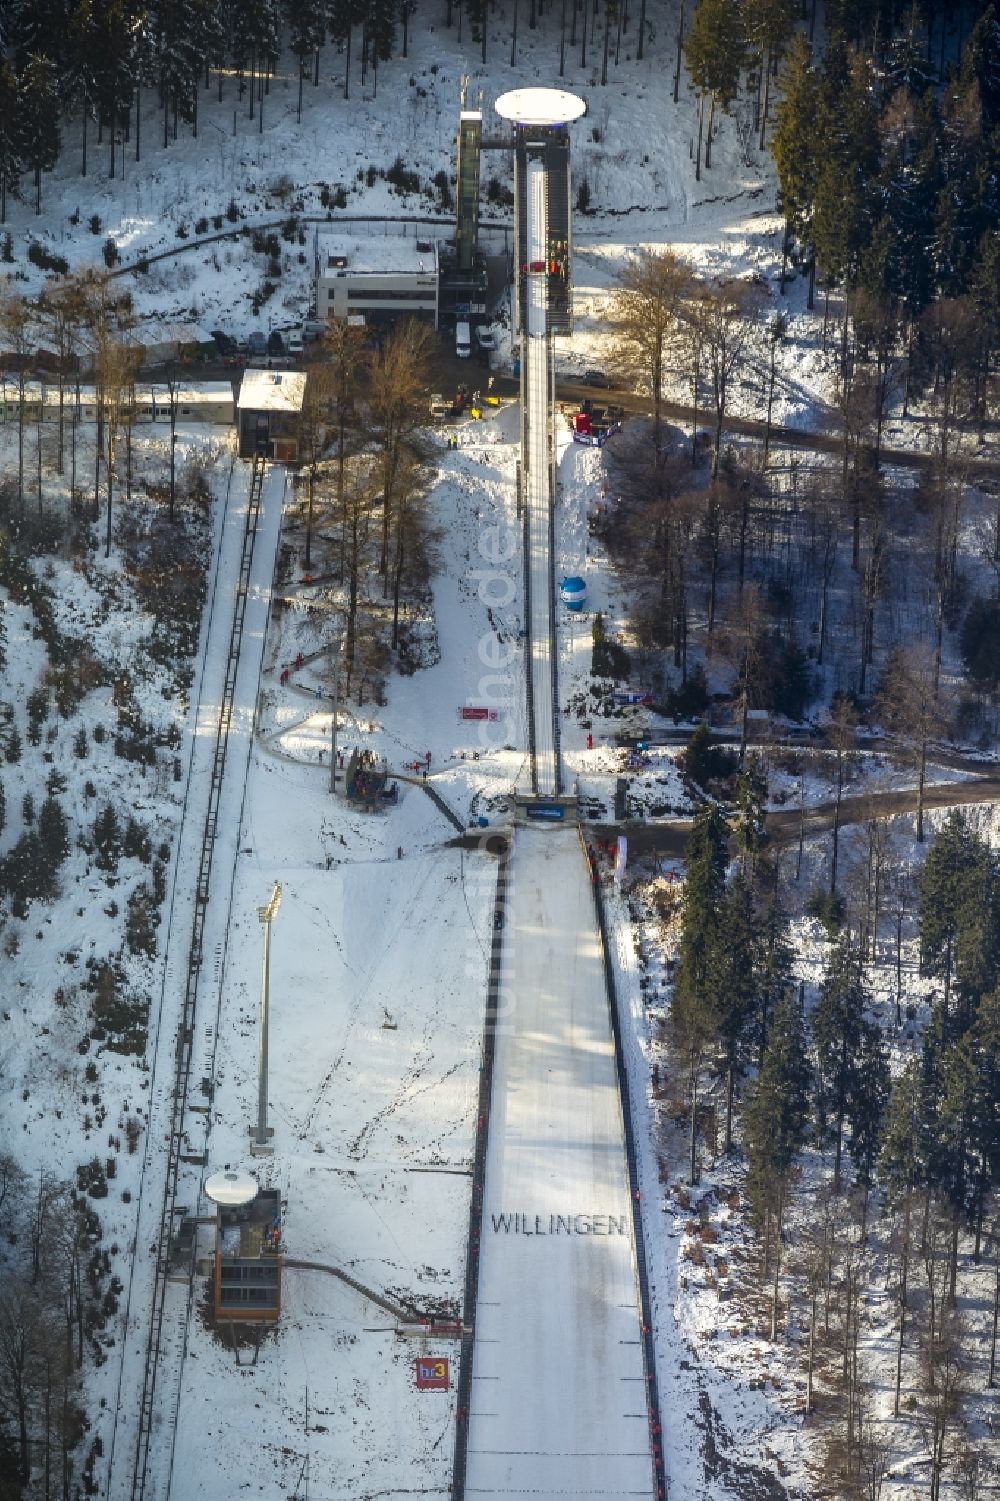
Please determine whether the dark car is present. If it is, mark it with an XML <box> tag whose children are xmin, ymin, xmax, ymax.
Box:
<box><xmin>210</xmin><ymin>329</ymin><xmax>235</xmax><ymax>356</ymax></box>
<box><xmin>267</xmin><ymin>329</ymin><xmax>285</xmax><ymax>356</ymax></box>
<box><xmin>582</xmin><ymin>368</ymin><xmax>610</xmax><ymax>387</ymax></box>
<box><xmin>247</xmin><ymin>330</ymin><xmax>267</xmax><ymax>359</ymax></box>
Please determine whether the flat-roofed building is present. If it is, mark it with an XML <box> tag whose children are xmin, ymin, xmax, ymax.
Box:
<box><xmin>0</xmin><ymin>378</ymin><xmax>235</xmax><ymax>425</ymax></box>
<box><xmin>237</xmin><ymin>368</ymin><xmax>308</xmax><ymax>462</ymax></box>
<box><xmin>314</xmin><ymin>232</ymin><xmax>439</xmax><ymax>327</ymax></box>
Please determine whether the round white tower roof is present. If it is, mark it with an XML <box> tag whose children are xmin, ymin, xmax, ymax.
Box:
<box><xmin>495</xmin><ymin>88</ymin><xmax>586</xmax><ymax>125</ymax></box>
<box><xmin>204</xmin><ymin>1169</ymin><xmax>259</xmax><ymax>1207</ymax></box>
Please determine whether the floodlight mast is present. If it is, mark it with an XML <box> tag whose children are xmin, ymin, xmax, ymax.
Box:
<box><xmin>252</xmin><ymin>882</ymin><xmax>282</xmax><ymax>1154</ymax></box>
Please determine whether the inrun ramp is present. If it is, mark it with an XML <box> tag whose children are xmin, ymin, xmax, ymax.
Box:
<box><xmin>464</xmin><ymin>830</ymin><xmax>655</xmax><ymax>1498</ymax></box>
<box><xmin>522</xmin><ymin>154</ymin><xmax>559</xmax><ymax>798</ymax></box>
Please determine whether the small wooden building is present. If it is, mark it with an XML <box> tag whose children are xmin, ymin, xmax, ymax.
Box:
<box><xmin>237</xmin><ymin>368</ymin><xmax>308</xmax><ymax>462</ymax></box>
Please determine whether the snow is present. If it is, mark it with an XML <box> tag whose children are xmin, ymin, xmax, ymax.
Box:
<box><xmin>466</xmin><ymin>828</ymin><xmax>654</xmax><ymax>1500</ymax></box>
<box><xmin>316</xmin><ymin>231</ymin><xmax>438</xmax><ymax>274</ymax></box>
<box><xmin>236</xmin><ymin>368</ymin><xmax>307</xmax><ymax>412</ymax></box>
<box><xmin>494</xmin><ymin>87</ymin><xmax>588</xmax><ymax>125</ymax></box>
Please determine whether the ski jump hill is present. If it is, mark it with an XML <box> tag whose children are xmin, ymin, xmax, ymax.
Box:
<box><xmin>459</xmin><ymin>87</ymin><xmax>664</xmax><ymax>1501</ymax></box>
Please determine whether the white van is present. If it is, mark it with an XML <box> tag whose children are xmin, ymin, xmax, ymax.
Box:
<box><xmin>455</xmin><ymin>320</ymin><xmax>471</xmax><ymax>359</ymax></box>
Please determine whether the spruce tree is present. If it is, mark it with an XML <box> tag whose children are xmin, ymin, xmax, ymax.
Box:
<box><xmin>735</xmin><ymin>753</ymin><xmax>767</xmax><ymax>875</ymax></box>
<box><xmin>673</xmin><ymin>801</ymin><xmax>729</xmax><ymax>1182</ymax></box>
<box><xmin>0</xmin><ymin>62</ymin><xmax>22</xmax><ymax>223</ymax></box>
<box><xmin>38</xmin><ymin>794</ymin><xmax>69</xmax><ymax>870</ymax></box>
<box><xmin>771</xmin><ymin>33</ymin><xmax>822</xmax><ymax>299</ymax></box>
<box><xmin>960</xmin><ymin>4</ymin><xmax>1000</xmax><ymax>135</ymax></box>
<box><xmin>684</xmin><ymin>0</ymin><xmax>747</xmax><ymax>175</ymax></box>
<box><xmin>744</xmin><ymin>987</ymin><xmax>811</xmax><ymax>1337</ymax></box>
<box><xmin>93</xmin><ymin>803</ymin><xmax>122</xmax><ymax>871</ymax></box>
<box><xmin>17</xmin><ymin>53</ymin><xmax>61</xmax><ymax>214</ymax></box>
<box><xmin>879</xmin><ymin>1056</ymin><xmax>928</xmax><ymax>1414</ymax></box>
<box><xmin>709</xmin><ymin>868</ymin><xmax>758</xmax><ymax>1152</ymax></box>
<box><xmin>812</xmin><ymin>937</ymin><xmax>868</xmax><ymax>1191</ymax></box>
<box><xmin>848</xmin><ymin>1020</ymin><xmax>890</xmax><ymax>1213</ymax></box>
<box><xmin>920</xmin><ymin>812</ymin><xmax>999</xmax><ymax>1041</ymax></box>
<box><xmin>286</xmin><ymin>0</ymin><xmax>325</xmax><ymax>119</ymax></box>
<box><xmin>754</xmin><ymin>888</ymin><xmax>793</xmax><ymax>1068</ymax></box>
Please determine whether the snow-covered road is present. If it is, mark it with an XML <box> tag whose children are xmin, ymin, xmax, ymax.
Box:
<box><xmin>465</xmin><ymin>829</ymin><xmax>655</xmax><ymax>1499</ymax></box>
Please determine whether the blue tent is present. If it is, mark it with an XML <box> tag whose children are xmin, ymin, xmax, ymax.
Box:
<box><xmin>560</xmin><ymin>576</ymin><xmax>587</xmax><ymax>611</ymax></box>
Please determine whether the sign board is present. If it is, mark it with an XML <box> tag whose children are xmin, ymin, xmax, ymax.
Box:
<box><xmin>527</xmin><ymin>804</ymin><xmax>565</xmax><ymax>821</ymax></box>
<box><xmin>612</xmin><ymin>690</ymin><xmax>654</xmax><ymax>707</ymax></box>
<box><xmin>415</xmin><ymin>1357</ymin><xmax>449</xmax><ymax>1390</ymax></box>
<box><xmin>460</xmin><ymin>706</ymin><xmax>500</xmax><ymax>722</ymax></box>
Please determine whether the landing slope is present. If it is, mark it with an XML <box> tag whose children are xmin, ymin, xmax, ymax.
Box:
<box><xmin>465</xmin><ymin>828</ymin><xmax>653</xmax><ymax>1499</ymax></box>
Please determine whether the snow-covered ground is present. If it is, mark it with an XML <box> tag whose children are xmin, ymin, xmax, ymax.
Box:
<box><xmin>3</xmin><ymin>7</ymin><xmax>999</xmax><ymax>1501</ymax></box>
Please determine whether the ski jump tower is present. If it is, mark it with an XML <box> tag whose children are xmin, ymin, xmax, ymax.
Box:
<box><xmin>495</xmin><ymin>88</ymin><xmax>585</xmax><ymax>816</ymax></box>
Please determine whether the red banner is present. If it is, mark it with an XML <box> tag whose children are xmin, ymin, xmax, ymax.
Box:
<box><xmin>460</xmin><ymin>707</ymin><xmax>500</xmax><ymax>722</ymax></box>
<box><xmin>415</xmin><ymin>1357</ymin><xmax>449</xmax><ymax>1390</ymax></box>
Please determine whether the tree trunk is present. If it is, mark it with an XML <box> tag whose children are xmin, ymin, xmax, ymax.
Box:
<box><xmin>989</xmin><ymin>1242</ymin><xmax>998</xmax><ymax>1387</ymax></box>
<box><xmin>688</xmin><ymin>1067</ymin><xmax>698</xmax><ymax>1185</ymax></box>
<box><xmin>806</xmin><ymin>1283</ymin><xmax>817</xmax><ymax>1409</ymax></box>
<box><xmin>82</xmin><ymin>105</ymin><xmax>88</xmax><ymax>176</ymax></box>
<box><xmin>831</xmin><ymin>756</ymin><xmax>843</xmax><ymax>893</ymax></box>
<box><xmin>704</xmin><ymin>94</ymin><xmax>716</xmax><ymax>169</ymax></box>
<box><xmin>769</xmin><ymin>1181</ymin><xmax>784</xmax><ymax>1340</ymax></box>
<box><xmin>916</xmin><ymin>736</ymin><xmax>927</xmax><ymax>842</ymax></box>
<box><xmin>673</xmin><ymin>0</ymin><xmax>685</xmax><ymax>102</ymax></box>
<box><xmin>759</xmin><ymin>50</ymin><xmax>772</xmax><ymax>149</ymax></box>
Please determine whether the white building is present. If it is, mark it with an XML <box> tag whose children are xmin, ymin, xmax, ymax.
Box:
<box><xmin>0</xmin><ymin>378</ymin><xmax>235</xmax><ymax>425</ymax></box>
<box><xmin>314</xmin><ymin>232</ymin><xmax>439</xmax><ymax>327</ymax></box>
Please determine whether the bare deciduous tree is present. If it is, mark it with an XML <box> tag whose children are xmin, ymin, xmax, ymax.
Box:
<box><xmin>876</xmin><ymin>644</ymin><xmax>949</xmax><ymax>843</ymax></box>
<box><xmin>608</xmin><ymin>247</ymin><xmax>692</xmax><ymax>462</ymax></box>
<box><xmin>366</xmin><ymin>319</ymin><xmax>434</xmax><ymax>581</ymax></box>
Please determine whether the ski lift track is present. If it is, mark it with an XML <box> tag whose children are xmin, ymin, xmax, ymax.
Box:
<box><xmin>125</xmin><ymin>455</ymin><xmax>270</xmax><ymax>1501</ymax></box>
<box><xmin>104</xmin><ymin>455</ymin><xmax>240</xmax><ymax>1498</ymax></box>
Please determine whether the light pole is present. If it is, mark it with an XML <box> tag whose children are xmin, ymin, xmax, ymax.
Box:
<box><xmin>251</xmin><ymin>883</ymin><xmax>281</xmax><ymax>1155</ymax></box>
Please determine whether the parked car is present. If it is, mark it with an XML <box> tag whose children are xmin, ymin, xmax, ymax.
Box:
<box><xmin>475</xmin><ymin>326</ymin><xmax>496</xmax><ymax>351</ymax></box>
<box><xmin>267</xmin><ymin>329</ymin><xmax>285</xmax><ymax>356</ymax></box>
<box><xmin>210</xmin><ymin>329</ymin><xmax>236</xmax><ymax>357</ymax></box>
<box><xmin>302</xmin><ymin>319</ymin><xmax>326</xmax><ymax>341</ymax></box>
<box><xmin>287</xmin><ymin>329</ymin><xmax>304</xmax><ymax>356</ymax></box>
<box><xmin>582</xmin><ymin>368</ymin><xmax>610</xmax><ymax>387</ymax></box>
<box><xmin>247</xmin><ymin>330</ymin><xmax>267</xmax><ymax>359</ymax></box>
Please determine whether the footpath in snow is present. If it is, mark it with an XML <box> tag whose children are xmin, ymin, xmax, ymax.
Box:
<box><xmin>466</xmin><ymin>827</ymin><xmax>654</xmax><ymax>1499</ymax></box>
